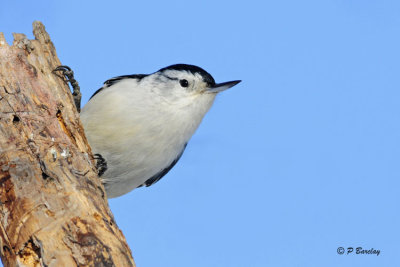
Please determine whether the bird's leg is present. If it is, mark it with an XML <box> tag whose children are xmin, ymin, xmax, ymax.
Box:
<box><xmin>53</xmin><ymin>65</ymin><xmax>82</xmax><ymax>112</ymax></box>
<box><xmin>94</xmin><ymin>153</ymin><xmax>108</xmax><ymax>176</ymax></box>
<box><xmin>53</xmin><ymin>66</ymin><xmax>107</xmax><ymax>177</ymax></box>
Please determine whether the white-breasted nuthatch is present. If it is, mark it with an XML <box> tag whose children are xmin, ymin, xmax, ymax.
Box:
<box><xmin>61</xmin><ymin>64</ymin><xmax>240</xmax><ymax>198</ymax></box>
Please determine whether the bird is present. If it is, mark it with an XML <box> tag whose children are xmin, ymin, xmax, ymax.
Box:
<box><xmin>72</xmin><ymin>64</ymin><xmax>240</xmax><ymax>198</ymax></box>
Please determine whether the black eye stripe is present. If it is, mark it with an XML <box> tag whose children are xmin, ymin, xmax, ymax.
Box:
<box><xmin>162</xmin><ymin>74</ymin><xmax>178</xmax><ymax>81</ymax></box>
<box><xmin>162</xmin><ymin>74</ymin><xmax>189</xmax><ymax>88</ymax></box>
<box><xmin>179</xmin><ymin>79</ymin><xmax>189</xmax><ymax>87</ymax></box>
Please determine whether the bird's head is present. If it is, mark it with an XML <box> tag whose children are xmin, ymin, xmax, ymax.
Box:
<box><xmin>146</xmin><ymin>64</ymin><xmax>241</xmax><ymax>104</ymax></box>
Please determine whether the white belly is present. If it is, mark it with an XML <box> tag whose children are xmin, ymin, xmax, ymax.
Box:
<box><xmin>80</xmin><ymin>80</ymin><xmax>216</xmax><ymax>198</ymax></box>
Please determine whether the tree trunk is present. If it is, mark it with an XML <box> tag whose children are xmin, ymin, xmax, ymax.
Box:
<box><xmin>0</xmin><ymin>21</ymin><xmax>135</xmax><ymax>267</ymax></box>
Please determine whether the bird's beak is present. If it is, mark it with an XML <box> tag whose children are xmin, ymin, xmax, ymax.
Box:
<box><xmin>207</xmin><ymin>80</ymin><xmax>241</xmax><ymax>93</ymax></box>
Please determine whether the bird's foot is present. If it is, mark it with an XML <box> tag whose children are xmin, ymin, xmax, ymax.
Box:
<box><xmin>53</xmin><ymin>65</ymin><xmax>82</xmax><ymax>112</ymax></box>
<box><xmin>94</xmin><ymin>154</ymin><xmax>108</xmax><ymax>176</ymax></box>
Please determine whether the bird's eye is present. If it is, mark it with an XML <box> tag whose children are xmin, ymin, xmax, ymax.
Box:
<box><xmin>179</xmin><ymin>79</ymin><xmax>189</xmax><ymax>87</ymax></box>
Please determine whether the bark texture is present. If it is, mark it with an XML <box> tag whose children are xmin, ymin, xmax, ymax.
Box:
<box><xmin>0</xmin><ymin>22</ymin><xmax>135</xmax><ymax>266</ymax></box>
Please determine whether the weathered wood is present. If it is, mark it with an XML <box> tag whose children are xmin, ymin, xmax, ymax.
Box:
<box><xmin>0</xmin><ymin>21</ymin><xmax>135</xmax><ymax>266</ymax></box>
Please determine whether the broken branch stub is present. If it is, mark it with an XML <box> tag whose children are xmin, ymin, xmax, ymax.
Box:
<box><xmin>0</xmin><ymin>21</ymin><xmax>135</xmax><ymax>266</ymax></box>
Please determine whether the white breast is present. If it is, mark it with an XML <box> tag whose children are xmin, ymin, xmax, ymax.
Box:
<box><xmin>80</xmin><ymin>78</ymin><xmax>215</xmax><ymax>198</ymax></box>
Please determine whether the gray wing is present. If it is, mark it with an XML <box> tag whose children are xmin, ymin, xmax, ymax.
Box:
<box><xmin>141</xmin><ymin>143</ymin><xmax>187</xmax><ymax>187</ymax></box>
<box><xmin>89</xmin><ymin>74</ymin><xmax>148</xmax><ymax>100</ymax></box>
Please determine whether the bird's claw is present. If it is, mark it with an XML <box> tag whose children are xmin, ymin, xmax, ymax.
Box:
<box><xmin>53</xmin><ymin>65</ymin><xmax>82</xmax><ymax>112</ymax></box>
<box><xmin>94</xmin><ymin>153</ymin><xmax>108</xmax><ymax>177</ymax></box>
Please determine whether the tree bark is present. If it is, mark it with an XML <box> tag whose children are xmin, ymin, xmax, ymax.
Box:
<box><xmin>0</xmin><ymin>22</ymin><xmax>135</xmax><ymax>267</ymax></box>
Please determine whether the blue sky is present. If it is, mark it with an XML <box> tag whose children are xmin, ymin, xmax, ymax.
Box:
<box><xmin>1</xmin><ymin>1</ymin><xmax>400</xmax><ymax>266</ymax></box>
